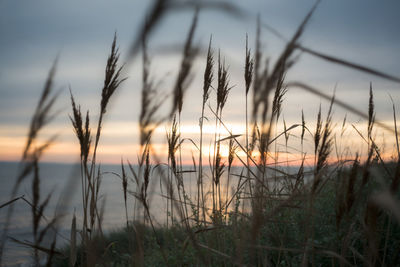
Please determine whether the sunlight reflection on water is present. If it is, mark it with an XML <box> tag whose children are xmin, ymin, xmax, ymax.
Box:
<box><xmin>0</xmin><ymin>161</ymin><xmax>304</xmax><ymax>266</ymax></box>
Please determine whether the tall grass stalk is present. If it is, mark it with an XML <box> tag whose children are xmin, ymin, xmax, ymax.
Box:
<box><xmin>198</xmin><ymin>36</ymin><xmax>213</xmax><ymax>224</ymax></box>
<box><xmin>0</xmin><ymin>60</ymin><xmax>59</xmax><ymax>265</ymax></box>
<box><xmin>212</xmin><ymin>50</ymin><xmax>230</xmax><ymax>222</ymax></box>
<box><xmin>69</xmin><ymin>33</ymin><xmax>126</xmax><ymax>265</ymax></box>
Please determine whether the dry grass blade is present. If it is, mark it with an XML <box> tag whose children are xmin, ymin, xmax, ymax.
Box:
<box><xmin>245</xmin><ymin>33</ymin><xmax>254</xmax><ymax>214</ymax></box>
<box><xmin>293</xmin><ymin>155</ymin><xmax>305</xmax><ymax>192</ymax></box>
<box><xmin>252</xmin><ymin>0</ymin><xmax>319</xmax><ymax>130</ymax></box>
<box><xmin>301</xmin><ymin>110</ymin><xmax>306</xmax><ymax>146</ymax></box>
<box><xmin>171</xmin><ymin>8</ymin><xmax>199</xmax><ymax>116</ymax></box>
<box><xmin>228</xmin><ymin>137</ymin><xmax>237</xmax><ymax>173</ymax></box>
<box><xmin>259</xmin><ymin>10</ymin><xmax>400</xmax><ymax>84</ymax></box>
<box><xmin>101</xmin><ymin>33</ymin><xmax>126</xmax><ymax>116</ymax></box>
<box><xmin>268</xmin><ymin>124</ymin><xmax>301</xmax><ymax>145</ymax></box>
<box><xmin>215</xmin><ymin>142</ymin><xmax>225</xmax><ymax>187</ymax></box>
<box><xmin>90</xmin><ymin>33</ymin><xmax>126</xmax><ymax>187</ymax></box>
<box><xmin>319</xmin><ymin>98</ymin><xmax>334</xmax><ymax>168</ymax></box>
<box><xmin>45</xmin><ymin>235</ymin><xmax>58</xmax><ymax>267</ymax></box>
<box><xmin>271</xmin><ymin>70</ymin><xmax>288</xmax><ymax>120</ymax></box>
<box><xmin>296</xmin><ymin>44</ymin><xmax>400</xmax><ymax>84</ymax></box>
<box><xmin>8</xmin><ymin>237</ymin><xmax>63</xmax><ymax>256</ymax></box>
<box><xmin>361</xmin><ymin>145</ymin><xmax>374</xmax><ymax>186</ymax></box>
<box><xmin>203</xmin><ymin>36</ymin><xmax>214</xmax><ymax>104</ymax></box>
<box><xmin>174</xmin><ymin>1</ymin><xmax>245</xmax><ymax>18</ymax></box>
<box><xmin>121</xmin><ymin>160</ymin><xmax>129</xmax><ymax>227</ymax></box>
<box><xmin>391</xmin><ymin>96</ymin><xmax>400</xmax><ymax>158</ymax></box>
<box><xmin>197</xmin><ymin>35</ymin><xmax>214</xmax><ymax>223</ymax></box>
<box><xmin>167</xmin><ymin>116</ymin><xmax>180</xmax><ymax>176</ymax></box>
<box><xmin>245</xmin><ymin>34</ymin><xmax>254</xmax><ymax>95</ymax></box>
<box><xmin>368</xmin><ymin>84</ymin><xmax>375</xmax><ymax>143</ymax></box>
<box><xmin>23</xmin><ymin>59</ymin><xmax>59</xmax><ymax>160</ymax></box>
<box><xmin>252</xmin><ymin>14</ymin><xmax>262</xmax><ymax>98</ymax></box>
<box><xmin>314</xmin><ymin>104</ymin><xmax>322</xmax><ymax>157</ymax></box>
<box><xmin>128</xmin><ymin>0</ymin><xmax>170</xmax><ymax>60</ymax></box>
<box><xmin>313</xmin><ymin>96</ymin><xmax>334</xmax><ymax>193</ymax></box>
<box><xmin>217</xmin><ymin>134</ymin><xmax>242</xmax><ymax>142</ymax></box>
<box><xmin>283</xmin><ymin>118</ymin><xmax>289</xmax><ymax>145</ymax></box>
<box><xmin>69</xmin><ymin>90</ymin><xmax>91</xmax><ymax>165</ymax></box>
<box><xmin>32</xmin><ymin>159</ymin><xmax>41</xmax><ymax>239</ymax></box>
<box><xmin>18</xmin><ymin>197</ymin><xmax>63</xmax><ymax>242</ymax></box>
<box><xmin>288</xmin><ymin>82</ymin><xmax>396</xmax><ymax>133</ymax></box>
<box><xmin>266</xmin><ymin>0</ymin><xmax>319</xmax><ymax>90</ymax></box>
<box><xmin>139</xmin><ymin>36</ymin><xmax>164</xmax><ymax>146</ymax></box>
<box><xmin>142</xmin><ymin>147</ymin><xmax>151</xmax><ymax>203</ymax></box>
<box><xmin>345</xmin><ymin>156</ymin><xmax>359</xmax><ymax>212</ymax></box>
<box><xmin>77</xmin><ymin>35</ymin><xmax>127</xmax><ymax>243</ymax></box>
<box><xmin>128</xmin><ymin>0</ymin><xmax>244</xmax><ymax>61</ymax></box>
<box><xmin>216</xmin><ymin>51</ymin><xmax>231</xmax><ymax>112</ymax></box>
<box><xmin>390</xmin><ymin>97</ymin><xmax>400</xmax><ymax>193</ymax></box>
<box><xmin>70</xmin><ymin>213</ymin><xmax>76</xmax><ymax>267</ymax></box>
<box><xmin>0</xmin><ymin>195</ymin><xmax>24</xmax><ymax>210</ymax></box>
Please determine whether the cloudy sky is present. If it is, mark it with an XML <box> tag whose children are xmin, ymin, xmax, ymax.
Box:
<box><xmin>1</xmin><ymin>0</ymin><xmax>399</xmax><ymax>164</ymax></box>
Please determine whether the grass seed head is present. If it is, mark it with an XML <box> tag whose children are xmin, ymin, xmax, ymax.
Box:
<box><xmin>101</xmin><ymin>33</ymin><xmax>126</xmax><ymax>115</ymax></box>
<box><xmin>245</xmin><ymin>34</ymin><xmax>254</xmax><ymax>95</ymax></box>
<box><xmin>217</xmin><ymin>51</ymin><xmax>230</xmax><ymax>112</ymax></box>
<box><xmin>203</xmin><ymin>36</ymin><xmax>214</xmax><ymax>104</ymax></box>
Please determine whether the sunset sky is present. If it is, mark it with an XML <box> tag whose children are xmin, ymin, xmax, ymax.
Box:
<box><xmin>1</xmin><ymin>0</ymin><xmax>399</xmax><ymax>164</ymax></box>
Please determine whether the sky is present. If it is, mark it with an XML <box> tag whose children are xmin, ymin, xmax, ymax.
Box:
<box><xmin>0</xmin><ymin>0</ymin><xmax>400</xmax><ymax>164</ymax></box>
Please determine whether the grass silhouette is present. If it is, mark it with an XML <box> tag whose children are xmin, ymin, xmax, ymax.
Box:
<box><xmin>2</xmin><ymin>1</ymin><xmax>400</xmax><ymax>266</ymax></box>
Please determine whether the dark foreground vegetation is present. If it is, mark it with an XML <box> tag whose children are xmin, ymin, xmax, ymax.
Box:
<box><xmin>53</xmin><ymin>162</ymin><xmax>400</xmax><ymax>266</ymax></box>
<box><xmin>2</xmin><ymin>1</ymin><xmax>400</xmax><ymax>266</ymax></box>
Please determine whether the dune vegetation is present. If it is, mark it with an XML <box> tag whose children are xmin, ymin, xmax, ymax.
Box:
<box><xmin>1</xmin><ymin>1</ymin><xmax>400</xmax><ymax>266</ymax></box>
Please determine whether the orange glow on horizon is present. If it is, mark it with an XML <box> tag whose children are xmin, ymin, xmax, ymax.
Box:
<box><xmin>1</xmin><ymin>119</ymin><xmax>398</xmax><ymax>167</ymax></box>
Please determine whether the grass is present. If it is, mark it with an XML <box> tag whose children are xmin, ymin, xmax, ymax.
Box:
<box><xmin>2</xmin><ymin>1</ymin><xmax>400</xmax><ymax>266</ymax></box>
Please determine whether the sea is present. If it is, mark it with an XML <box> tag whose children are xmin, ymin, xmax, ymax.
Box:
<box><xmin>0</xmin><ymin>161</ymin><xmax>302</xmax><ymax>266</ymax></box>
<box><xmin>1</xmin><ymin>161</ymin><xmax>149</xmax><ymax>266</ymax></box>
